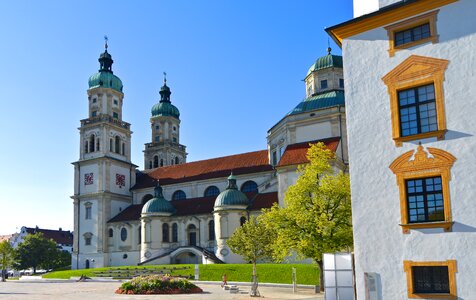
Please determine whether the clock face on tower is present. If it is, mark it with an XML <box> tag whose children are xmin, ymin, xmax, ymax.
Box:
<box><xmin>116</xmin><ymin>174</ymin><xmax>126</xmax><ymax>187</ymax></box>
<box><xmin>84</xmin><ymin>173</ymin><xmax>94</xmax><ymax>185</ymax></box>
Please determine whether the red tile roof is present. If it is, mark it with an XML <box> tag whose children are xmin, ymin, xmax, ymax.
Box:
<box><xmin>133</xmin><ymin>150</ymin><xmax>272</xmax><ymax>190</ymax></box>
<box><xmin>277</xmin><ymin>137</ymin><xmax>340</xmax><ymax>168</ymax></box>
<box><xmin>25</xmin><ymin>227</ymin><xmax>73</xmax><ymax>246</ymax></box>
<box><xmin>107</xmin><ymin>192</ymin><xmax>278</xmax><ymax>223</ymax></box>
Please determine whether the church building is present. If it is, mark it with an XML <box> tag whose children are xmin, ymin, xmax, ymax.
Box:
<box><xmin>71</xmin><ymin>42</ymin><xmax>347</xmax><ymax>269</ymax></box>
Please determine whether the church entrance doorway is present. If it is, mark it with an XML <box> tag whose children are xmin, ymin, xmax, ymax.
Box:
<box><xmin>85</xmin><ymin>259</ymin><xmax>90</xmax><ymax>269</ymax></box>
<box><xmin>173</xmin><ymin>251</ymin><xmax>200</xmax><ymax>264</ymax></box>
<box><xmin>187</xmin><ymin>224</ymin><xmax>197</xmax><ymax>246</ymax></box>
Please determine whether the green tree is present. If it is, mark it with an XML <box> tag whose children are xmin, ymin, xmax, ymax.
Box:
<box><xmin>261</xmin><ymin>142</ymin><xmax>352</xmax><ymax>292</ymax></box>
<box><xmin>15</xmin><ymin>233</ymin><xmax>59</xmax><ymax>274</ymax></box>
<box><xmin>226</xmin><ymin>215</ymin><xmax>275</xmax><ymax>297</ymax></box>
<box><xmin>0</xmin><ymin>240</ymin><xmax>15</xmax><ymax>281</ymax></box>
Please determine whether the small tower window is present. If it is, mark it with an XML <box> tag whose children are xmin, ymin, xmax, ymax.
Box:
<box><xmin>149</xmin><ymin>161</ymin><xmax>152</xmax><ymax>169</ymax></box>
<box><xmin>113</xmin><ymin>99</ymin><xmax>118</xmax><ymax>105</ymax></box>
<box><xmin>172</xmin><ymin>223</ymin><xmax>178</xmax><ymax>242</ymax></box>
<box><xmin>208</xmin><ymin>220</ymin><xmax>215</xmax><ymax>241</ymax></box>
<box><xmin>92</xmin><ymin>98</ymin><xmax>97</xmax><ymax>103</ymax></box>
<box><xmin>113</xmin><ymin>112</ymin><xmax>119</xmax><ymax>119</ymax></box>
<box><xmin>155</xmin><ymin>136</ymin><xmax>160</xmax><ymax>142</ymax></box>
<box><xmin>85</xmin><ymin>206</ymin><xmax>92</xmax><ymax>219</ymax></box>
<box><xmin>153</xmin><ymin>156</ymin><xmax>159</xmax><ymax>168</ymax></box>
<box><xmin>84</xmin><ymin>141</ymin><xmax>89</xmax><ymax>154</ymax></box>
<box><xmin>162</xmin><ymin>223</ymin><xmax>170</xmax><ymax>242</ymax></box>
<box><xmin>175</xmin><ymin>157</ymin><xmax>179</xmax><ymax>165</ymax></box>
<box><xmin>272</xmin><ymin>151</ymin><xmax>277</xmax><ymax>165</ymax></box>
<box><xmin>115</xmin><ymin>136</ymin><xmax>120</xmax><ymax>154</ymax></box>
<box><xmin>321</xmin><ymin>79</ymin><xmax>328</xmax><ymax>89</ymax></box>
<box><xmin>121</xmin><ymin>143</ymin><xmax>125</xmax><ymax>155</ymax></box>
<box><xmin>173</xmin><ymin>137</ymin><xmax>177</xmax><ymax>143</ymax></box>
<box><xmin>160</xmin><ymin>159</ymin><xmax>164</xmax><ymax>167</ymax></box>
<box><xmin>339</xmin><ymin>78</ymin><xmax>345</xmax><ymax>88</ymax></box>
<box><xmin>96</xmin><ymin>138</ymin><xmax>100</xmax><ymax>152</ymax></box>
<box><xmin>89</xmin><ymin>134</ymin><xmax>95</xmax><ymax>152</ymax></box>
<box><xmin>108</xmin><ymin>228</ymin><xmax>113</xmax><ymax>238</ymax></box>
<box><xmin>92</xmin><ymin>111</ymin><xmax>97</xmax><ymax>117</ymax></box>
<box><xmin>110</xmin><ymin>139</ymin><xmax>113</xmax><ymax>152</ymax></box>
<box><xmin>155</xmin><ymin>125</ymin><xmax>160</xmax><ymax>130</ymax></box>
<box><xmin>173</xmin><ymin>126</ymin><xmax>176</xmax><ymax>131</ymax></box>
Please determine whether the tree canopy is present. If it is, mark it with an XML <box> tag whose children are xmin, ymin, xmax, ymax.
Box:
<box><xmin>0</xmin><ymin>240</ymin><xmax>15</xmax><ymax>281</ymax></box>
<box><xmin>261</xmin><ymin>142</ymin><xmax>352</xmax><ymax>290</ymax></box>
<box><xmin>227</xmin><ymin>215</ymin><xmax>275</xmax><ymax>296</ymax></box>
<box><xmin>15</xmin><ymin>233</ymin><xmax>69</xmax><ymax>274</ymax></box>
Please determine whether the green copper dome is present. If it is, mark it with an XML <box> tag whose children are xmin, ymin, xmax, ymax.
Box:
<box><xmin>142</xmin><ymin>184</ymin><xmax>176</xmax><ymax>215</ymax></box>
<box><xmin>88</xmin><ymin>72</ymin><xmax>123</xmax><ymax>92</ymax></box>
<box><xmin>214</xmin><ymin>174</ymin><xmax>249</xmax><ymax>208</ymax></box>
<box><xmin>306</xmin><ymin>48</ymin><xmax>343</xmax><ymax>77</ymax></box>
<box><xmin>88</xmin><ymin>45</ymin><xmax>123</xmax><ymax>93</ymax></box>
<box><xmin>151</xmin><ymin>79</ymin><xmax>180</xmax><ymax>119</ymax></box>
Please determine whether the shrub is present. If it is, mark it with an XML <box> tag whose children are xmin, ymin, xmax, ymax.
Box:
<box><xmin>115</xmin><ymin>275</ymin><xmax>202</xmax><ymax>295</ymax></box>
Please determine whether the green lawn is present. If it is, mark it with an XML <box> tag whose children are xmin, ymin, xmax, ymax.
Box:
<box><xmin>43</xmin><ymin>263</ymin><xmax>319</xmax><ymax>285</ymax></box>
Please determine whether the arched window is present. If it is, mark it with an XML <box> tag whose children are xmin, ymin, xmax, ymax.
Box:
<box><xmin>121</xmin><ymin>143</ymin><xmax>125</xmax><ymax>155</ymax></box>
<box><xmin>160</xmin><ymin>159</ymin><xmax>164</xmax><ymax>167</ymax></box>
<box><xmin>120</xmin><ymin>228</ymin><xmax>127</xmax><ymax>241</ymax></box>
<box><xmin>108</xmin><ymin>228</ymin><xmax>113</xmax><ymax>238</ymax></box>
<box><xmin>172</xmin><ymin>190</ymin><xmax>186</xmax><ymax>200</ymax></box>
<box><xmin>204</xmin><ymin>186</ymin><xmax>220</xmax><ymax>197</ymax></box>
<box><xmin>96</xmin><ymin>138</ymin><xmax>100</xmax><ymax>152</ymax></box>
<box><xmin>89</xmin><ymin>134</ymin><xmax>95</xmax><ymax>152</ymax></box>
<box><xmin>109</xmin><ymin>139</ymin><xmax>113</xmax><ymax>151</ymax></box>
<box><xmin>208</xmin><ymin>220</ymin><xmax>215</xmax><ymax>241</ymax></box>
<box><xmin>115</xmin><ymin>136</ymin><xmax>120</xmax><ymax>154</ymax></box>
<box><xmin>172</xmin><ymin>223</ymin><xmax>178</xmax><ymax>242</ymax></box>
<box><xmin>162</xmin><ymin>223</ymin><xmax>169</xmax><ymax>242</ymax></box>
<box><xmin>241</xmin><ymin>181</ymin><xmax>258</xmax><ymax>193</ymax></box>
<box><xmin>142</xmin><ymin>194</ymin><xmax>153</xmax><ymax>204</ymax></box>
<box><xmin>240</xmin><ymin>216</ymin><xmax>247</xmax><ymax>226</ymax></box>
<box><xmin>84</xmin><ymin>141</ymin><xmax>89</xmax><ymax>154</ymax></box>
<box><xmin>175</xmin><ymin>157</ymin><xmax>179</xmax><ymax>165</ymax></box>
<box><xmin>85</xmin><ymin>259</ymin><xmax>90</xmax><ymax>269</ymax></box>
<box><xmin>153</xmin><ymin>156</ymin><xmax>159</xmax><ymax>168</ymax></box>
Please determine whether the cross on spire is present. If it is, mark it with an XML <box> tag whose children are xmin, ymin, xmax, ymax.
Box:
<box><xmin>104</xmin><ymin>35</ymin><xmax>109</xmax><ymax>50</ymax></box>
<box><xmin>163</xmin><ymin>72</ymin><xmax>167</xmax><ymax>84</ymax></box>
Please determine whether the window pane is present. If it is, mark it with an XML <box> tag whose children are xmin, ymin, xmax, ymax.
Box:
<box><xmin>412</xmin><ymin>266</ymin><xmax>449</xmax><ymax>294</ymax></box>
<box><xmin>406</xmin><ymin>176</ymin><xmax>444</xmax><ymax>223</ymax></box>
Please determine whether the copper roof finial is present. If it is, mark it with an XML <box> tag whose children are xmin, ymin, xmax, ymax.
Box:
<box><xmin>163</xmin><ymin>72</ymin><xmax>167</xmax><ymax>84</ymax></box>
<box><xmin>104</xmin><ymin>35</ymin><xmax>108</xmax><ymax>51</ymax></box>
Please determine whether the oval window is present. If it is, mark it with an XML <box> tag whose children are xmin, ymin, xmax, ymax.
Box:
<box><xmin>121</xmin><ymin>228</ymin><xmax>127</xmax><ymax>241</ymax></box>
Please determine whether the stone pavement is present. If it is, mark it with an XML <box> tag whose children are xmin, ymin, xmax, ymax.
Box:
<box><xmin>0</xmin><ymin>280</ymin><xmax>324</xmax><ymax>300</ymax></box>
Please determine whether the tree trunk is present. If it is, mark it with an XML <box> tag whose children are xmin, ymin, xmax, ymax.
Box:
<box><xmin>250</xmin><ymin>262</ymin><xmax>259</xmax><ymax>297</ymax></box>
<box><xmin>317</xmin><ymin>259</ymin><xmax>324</xmax><ymax>292</ymax></box>
<box><xmin>1</xmin><ymin>269</ymin><xmax>5</xmax><ymax>282</ymax></box>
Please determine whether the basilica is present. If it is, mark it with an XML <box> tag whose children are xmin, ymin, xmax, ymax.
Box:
<box><xmin>72</xmin><ymin>43</ymin><xmax>347</xmax><ymax>269</ymax></box>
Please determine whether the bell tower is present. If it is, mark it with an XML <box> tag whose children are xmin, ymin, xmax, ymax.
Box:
<box><xmin>144</xmin><ymin>74</ymin><xmax>187</xmax><ymax>169</ymax></box>
<box><xmin>72</xmin><ymin>39</ymin><xmax>136</xmax><ymax>269</ymax></box>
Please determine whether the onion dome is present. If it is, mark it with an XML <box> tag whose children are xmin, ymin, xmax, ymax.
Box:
<box><xmin>88</xmin><ymin>41</ymin><xmax>123</xmax><ymax>93</ymax></box>
<box><xmin>151</xmin><ymin>76</ymin><xmax>180</xmax><ymax>119</ymax></box>
<box><xmin>142</xmin><ymin>183</ymin><xmax>176</xmax><ymax>215</ymax></box>
<box><xmin>306</xmin><ymin>47</ymin><xmax>343</xmax><ymax>77</ymax></box>
<box><xmin>214</xmin><ymin>173</ymin><xmax>249</xmax><ymax>209</ymax></box>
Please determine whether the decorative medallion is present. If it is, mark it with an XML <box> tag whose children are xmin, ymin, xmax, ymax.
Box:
<box><xmin>84</xmin><ymin>173</ymin><xmax>94</xmax><ymax>185</ymax></box>
<box><xmin>116</xmin><ymin>174</ymin><xmax>126</xmax><ymax>187</ymax></box>
<box><xmin>220</xmin><ymin>248</ymin><xmax>229</xmax><ymax>256</ymax></box>
<box><xmin>145</xmin><ymin>251</ymin><xmax>151</xmax><ymax>258</ymax></box>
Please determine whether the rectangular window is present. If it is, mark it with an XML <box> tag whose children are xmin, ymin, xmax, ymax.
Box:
<box><xmin>92</xmin><ymin>98</ymin><xmax>97</xmax><ymax>103</ymax></box>
<box><xmin>320</xmin><ymin>79</ymin><xmax>328</xmax><ymax>89</ymax></box>
<box><xmin>173</xmin><ymin>137</ymin><xmax>177</xmax><ymax>142</ymax></box>
<box><xmin>395</xmin><ymin>23</ymin><xmax>431</xmax><ymax>46</ymax></box>
<box><xmin>412</xmin><ymin>266</ymin><xmax>449</xmax><ymax>294</ymax></box>
<box><xmin>406</xmin><ymin>176</ymin><xmax>444</xmax><ymax>223</ymax></box>
<box><xmin>272</xmin><ymin>151</ymin><xmax>277</xmax><ymax>165</ymax></box>
<box><xmin>92</xmin><ymin>111</ymin><xmax>97</xmax><ymax>117</ymax></box>
<box><xmin>404</xmin><ymin>260</ymin><xmax>457</xmax><ymax>299</ymax></box>
<box><xmin>85</xmin><ymin>207</ymin><xmax>92</xmax><ymax>220</ymax></box>
<box><xmin>155</xmin><ymin>136</ymin><xmax>160</xmax><ymax>142</ymax></box>
<box><xmin>339</xmin><ymin>78</ymin><xmax>344</xmax><ymax>88</ymax></box>
<box><xmin>398</xmin><ymin>84</ymin><xmax>437</xmax><ymax>137</ymax></box>
<box><xmin>113</xmin><ymin>112</ymin><xmax>119</xmax><ymax>119</ymax></box>
<box><xmin>113</xmin><ymin>99</ymin><xmax>118</xmax><ymax>105</ymax></box>
<box><xmin>85</xmin><ymin>237</ymin><xmax>91</xmax><ymax>246</ymax></box>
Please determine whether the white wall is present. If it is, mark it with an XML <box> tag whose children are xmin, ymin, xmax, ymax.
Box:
<box><xmin>342</xmin><ymin>1</ymin><xmax>476</xmax><ymax>298</ymax></box>
<box><xmin>353</xmin><ymin>0</ymin><xmax>379</xmax><ymax>17</ymax></box>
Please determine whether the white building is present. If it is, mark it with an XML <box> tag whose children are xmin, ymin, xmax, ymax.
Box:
<box><xmin>72</xmin><ymin>42</ymin><xmax>348</xmax><ymax>269</ymax></box>
<box><xmin>11</xmin><ymin>226</ymin><xmax>73</xmax><ymax>253</ymax></box>
<box><xmin>327</xmin><ymin>0</ymin><xmax>476</xmax><ymax>298</ymax></box>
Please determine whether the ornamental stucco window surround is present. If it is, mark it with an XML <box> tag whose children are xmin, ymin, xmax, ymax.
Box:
<box><xmin>389</xmin><ymin>145</ymin><xmax>456</xmax><ymax>233</ymax></box>
<box><xmin>382</xmin><ymin>55</ymin><xmax>449</xmax><ymax>147</ymax></box>
<box><xmin>385</xmin><ymin>10</ymin><xmax>439</xmax><ymax>57</ymax></box>
<box><xmin>403</xmin><ymin>260</ymin><xmax>457</xmax><ymax>299</ymax></box>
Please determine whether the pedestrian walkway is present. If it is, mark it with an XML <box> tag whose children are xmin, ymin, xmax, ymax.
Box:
<box><xmin>0</xmin><ymin>280</ymin><xmax>324</xmax><ymax>300</ymax></box>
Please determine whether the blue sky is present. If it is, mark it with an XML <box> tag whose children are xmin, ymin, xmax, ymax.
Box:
<box><xmin>0</xmin><ymin>1</ymin><xmax>353</xmax><ymax>235</ymax></box>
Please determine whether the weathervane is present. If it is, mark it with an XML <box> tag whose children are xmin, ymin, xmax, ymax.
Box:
<box><xmin>104</xmin><ymin>35</ymin><xmax>109</xmax><ymax>50</ymax></box>
<box><xmin>163</xmin><ymin>72</ymin><xmax>167</xmax><ymax>84</ymax></box>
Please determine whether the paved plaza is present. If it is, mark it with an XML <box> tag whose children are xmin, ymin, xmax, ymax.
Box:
<box><xmin>0</xmin><ymin>280</ymin><xmax>324</xmax><ymax>300</ymax></box>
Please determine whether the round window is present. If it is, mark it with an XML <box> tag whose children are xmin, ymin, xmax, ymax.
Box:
<box><xmin>121</xmin><ymin>228</ymin><xmax>127</xmax><ymax>241</ymax></box>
